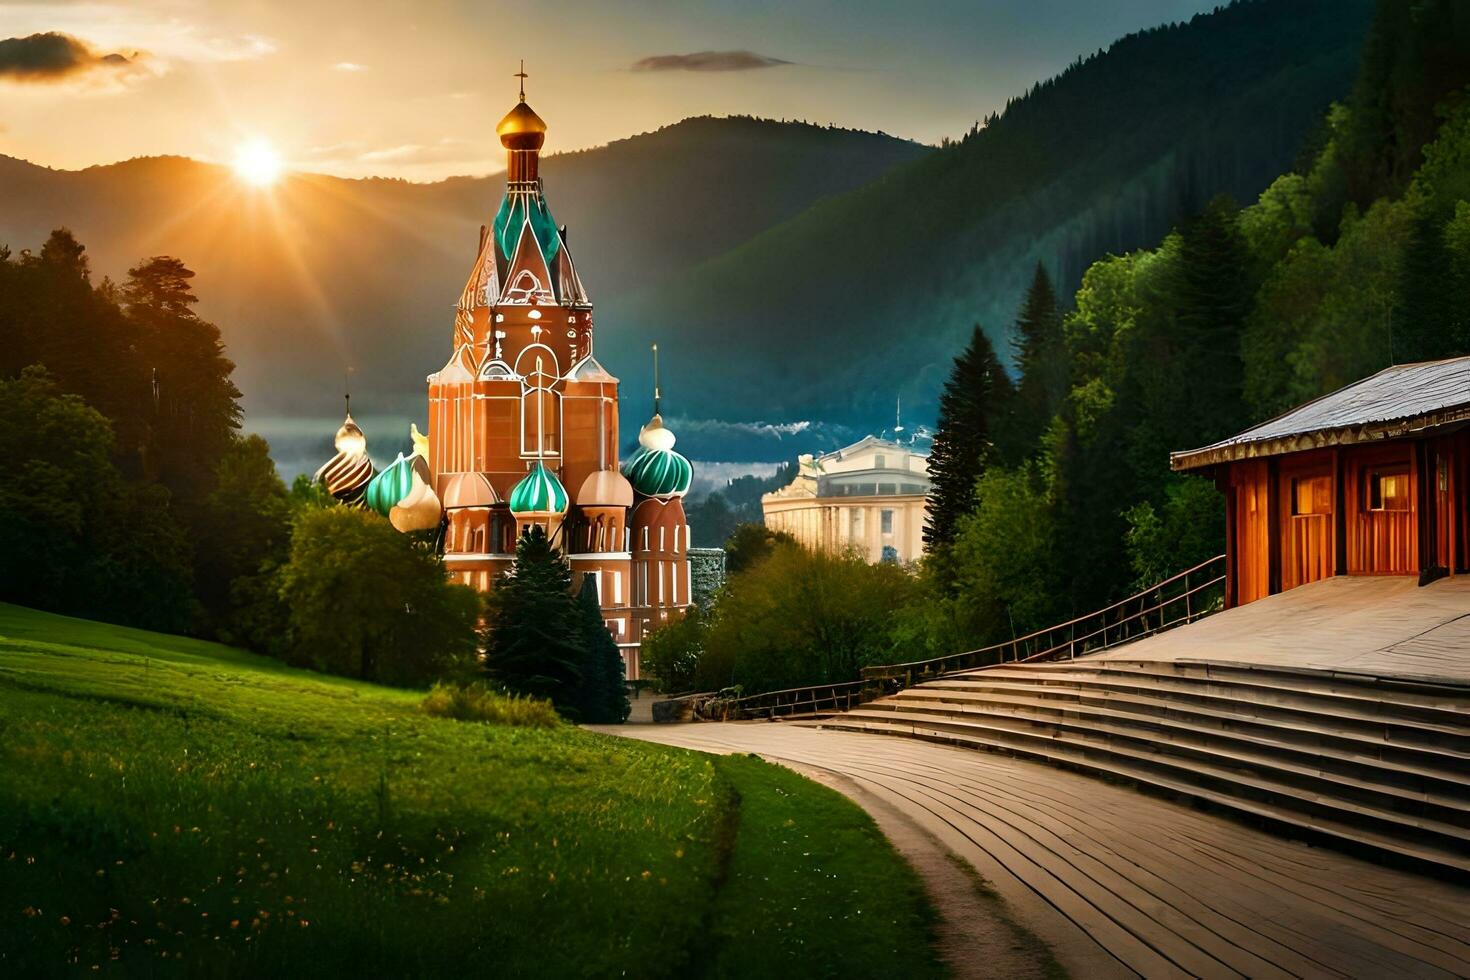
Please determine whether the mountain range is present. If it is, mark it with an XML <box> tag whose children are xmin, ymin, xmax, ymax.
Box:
<box><xmin>0</xmin><ymin>0</ymin><xmax>1375</xmax><ymax>469</ymax></box>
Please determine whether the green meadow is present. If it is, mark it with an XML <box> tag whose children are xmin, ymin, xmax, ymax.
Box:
<box><xmin>0</xmin><ymin>603</ymin><xmax>941</xmax><ymax>977</ymax></box>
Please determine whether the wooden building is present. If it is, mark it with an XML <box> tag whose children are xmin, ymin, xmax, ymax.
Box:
<box><xmin>1172</xmin><ymin>358</ymin><xmax>1470</xmax><ymax>608</ymax></box>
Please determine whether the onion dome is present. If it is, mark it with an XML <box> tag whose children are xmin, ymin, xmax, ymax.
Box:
<box><xmin>390</xmin><ymin>473</ymin><xmax>442</xmax><ymax>533</ymax></box>
<box><xmin>508</xmin><ymin>461</ymin><xmax>569</xmax><ymax>515</ymax></box>
<box><xmin>497</xmin><ymin>100</ymin><xmax>547</xmax><ymax>150</ymax></box>
<box><xmin>365</xmin><ymin>453</ymin><xmax>415</xmax><ymax>518</ymax></box>
<box><xmin>577</xmin><ymin>468</ymin><xmax>634</xmax><ymax>508</ymax></box>
<box><xmin>313</xmin><ymin>412</ymin><xmax>374</xmax><ymax>503</ymax></box>
<box><xmin>623</xmin><ymin>413</ymin><xmax>692</xmax><ymax>498</ymax></box>
<box><xmin>442</xmin><ymin>471</ymin><xmax>501</xmax><ymax>509</ymax></box>
<box><xmin>335</xmin><ymin>416</ymin><xmax>366</xmax><ymax>456</ymax></box>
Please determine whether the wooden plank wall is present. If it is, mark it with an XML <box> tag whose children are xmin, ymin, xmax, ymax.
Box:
<box><xmin>1343</xmin><ymin>444</ymin><xmax>1417</xmax><ymax>575</ymax></box>
<box><xmin>1278</xmin><ymin>452</ymin><xmax>1334</xmax><ymax>591</ymax></box>
<box><xmin>1229</xmin><ymin>460</ymin><xmax>1271</xmax><ymax>605</ymax></box>
<box><xmin>1432</xmin><ymin>431</ymin><xmax>1468</xmax><ymax>574</ymax></box>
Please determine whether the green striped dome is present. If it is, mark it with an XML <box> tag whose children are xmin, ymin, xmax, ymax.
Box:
<box><xmin>509</xmin><ymin>461</ymin><xmax>569</xmax><ymax>515</ymax></box>
<box><xmin>365</xmin><ymin>453</ymin><xmax>414</xmax><ymax>518</ymax></box>
<box><xmin>623</xmin><ymin>446</ymin><xmax>692</xmax><ymax>498</ymax></box>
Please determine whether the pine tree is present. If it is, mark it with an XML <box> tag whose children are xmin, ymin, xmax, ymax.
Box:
<box><xmin>483</xmin><ymin>527</ymin><xmax>583</xmax><ymax>709</ymax></box>
<box><xmin>924</xmin><ymin>326</ymin><xmax>1013</xmax><ymax>552</ymax></box>
<box><xmin>1174</xmin><ymin>196</ymin><xmax>1252</xmax><ymax>444</ymax></box>
<box><xmin>575</xmin><ymin>576</ymin><xmax>629</xmax><ymax>723</ymax></box>
<box><xmin>1394</xmin><ymin>210</ymin><xmax>1461</xmax><ymax>363</ymax></box>
<box><xmin>123</xmin><ymin>256</ymin><xmax>242</xmax><ymax>499</ymax></box>
<box><xmin>1010</xmin><ymin>262</ymin><xmax>1067</xmax><ymax>453</ymax></box>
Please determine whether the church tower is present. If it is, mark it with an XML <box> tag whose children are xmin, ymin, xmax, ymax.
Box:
<box><xmin>426</xmin><ymin>69</ymin><xmax>692</xmax><ymax>678</ymax></box>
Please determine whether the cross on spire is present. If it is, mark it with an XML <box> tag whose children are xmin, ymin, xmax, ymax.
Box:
<box><xmin>515</xmin><ymin>60</ymin><xmax>528</xmax><ymax>101</ymax></box>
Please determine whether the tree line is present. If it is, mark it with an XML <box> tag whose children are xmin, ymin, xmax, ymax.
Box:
<box><xmin>0</xmin><ymin>232</ymin><xmax>626</xmax><ymax>722</ymax></box>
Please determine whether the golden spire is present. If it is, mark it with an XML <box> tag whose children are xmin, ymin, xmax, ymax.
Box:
<box><xmin>497</xmin><ymin>61</ymin><xmax>547</xmax><ymax>150</ymax></box>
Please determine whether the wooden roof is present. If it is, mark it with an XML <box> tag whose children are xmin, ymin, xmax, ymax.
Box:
<box><xmin>1172</xmin><ymin>356</ymin><xmax>1470</xmax><ymax>470</ymax></box>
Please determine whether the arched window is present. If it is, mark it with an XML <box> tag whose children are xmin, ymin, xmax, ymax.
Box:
<box><xmin>518</xmin><ymin>351</ymin><xmax>560</xmax><ymax>456</ymax></box>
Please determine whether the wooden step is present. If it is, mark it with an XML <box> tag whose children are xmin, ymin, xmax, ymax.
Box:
<box><xmin>924</xmin><ymin>667</ymin><xmax>1470</xmax><ymax>750</ymax></box>
<box><xmin>817</xmin><ymin>711</ymin><xmax>1470</xmax><ymax>878</ymax></box>
<box><xmin>856</xmin><ymin>697</ymin><xmax>1470</xmax><ymax>828</ymax></box>
<box><xmin>987</xmin><ymin>659</ymin><xmax>1470</xmax><ymax>723</ymax></box>
<box><xmin>886</xmin><ymin>685</ymin><xmax>1470</xmax><ymax>795</ymax></box>
<box><xmin>844</xmin><ymin>702</ymin><xmax>1470</xmax><ymax>840</ymax></box>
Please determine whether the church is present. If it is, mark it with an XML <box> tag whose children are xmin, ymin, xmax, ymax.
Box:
<box><xmin>315</xmin><ymin>76</ymin><xmax>695</xmax><ymax>680</ymax></box>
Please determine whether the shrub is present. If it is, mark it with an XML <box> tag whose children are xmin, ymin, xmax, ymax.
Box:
<box><xmin>276</xmin><ymin>506</ymin><xmax>481</xmax><ymax>686</ymax></box>
<box><xmin>697</xmin><ymin>545</ymin><xmax>918</xmax><ymax>694</ymax></box>
<box><xmin>421</xmin><ymin>681</ymin><xmax>560</xmax><ymax>728</ymax></box>
<box><xmin>642</xmin><ymin>604</ymin><xmax>706</xmax><ymax>694</ymax></box>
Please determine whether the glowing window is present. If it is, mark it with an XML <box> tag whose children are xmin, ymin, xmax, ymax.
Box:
<box><xmin>1292</xmin><ymin>476</ymin><xmax>1332</xmax><ymax>516</ymax></box>
<box><xmin>1368</xmin><ymin>468</ymin><xmax>1410</xmax><ymax>512</ymax></box>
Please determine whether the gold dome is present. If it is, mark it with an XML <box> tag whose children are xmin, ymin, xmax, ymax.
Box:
<box><xmin>497</xmin><ymin>100</ymin><xmax>547</xmax><ymax>150</ymax></box>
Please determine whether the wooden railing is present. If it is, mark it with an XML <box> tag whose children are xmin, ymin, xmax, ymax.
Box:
<box><xmin>700</xmin><ymin>679</ymin><xmax>891</xmax><ymax>722</ymax></box>
<box><xmin>862</xmin><ymin>554</ymin><xmax>1226</xmax><ymax>685</ymax></box>
<box><xmin>698</xmin><ymin>555</ymin><xmax>1227</xmax><ymax>722</ymax></box>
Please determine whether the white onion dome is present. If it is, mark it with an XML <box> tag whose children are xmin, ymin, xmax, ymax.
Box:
<box><xmin>576</xmin><ymin>468</ymin><xmax>634</xmax><ymax>508</ymax></box>
<box><xmin>334</xmin><ymin>414</ymin><xmax>367</xmax><ymax>456</ymax></box>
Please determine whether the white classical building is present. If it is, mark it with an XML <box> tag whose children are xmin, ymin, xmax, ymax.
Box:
<box><xmin>761</xmin><ymin>436</ymin><xmax>930</xmax><ymax>564</ymax></box>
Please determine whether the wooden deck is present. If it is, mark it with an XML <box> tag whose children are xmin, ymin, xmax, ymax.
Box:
<box><xmin>598</xmin><ymin>723</ymin><xmax>1470</xmax><ymax>979</ymax></box>
<box><xmin>1098</xmin><ymin>574</ymin><xmax>1470</xmax><ymax>682</ymax></box>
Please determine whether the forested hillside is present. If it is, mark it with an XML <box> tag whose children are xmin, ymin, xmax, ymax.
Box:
<box><xmin>679</xmin><ymin>0</ymin><xmax>1470</xmax><ymax>694</ymax></box>
<box><xmin>0</xmin><ymin>118</ymin><xmax>926</xmax><ymax>424</ymax></box>
<box><xmin>604</xmin><ymin>0</ymin><xmax>1375</xmax><ymax>433</ymax></box>
<box><xmin>921</xmin><ymin>0</ymin><xmax>1470</xmax><ymax>651</ymax></box>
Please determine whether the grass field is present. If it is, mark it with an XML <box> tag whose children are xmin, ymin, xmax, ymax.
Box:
<box><xmin>0</xmin><ymin>604</ymin><xmax>943</xmax><ymax>977</ymax></box>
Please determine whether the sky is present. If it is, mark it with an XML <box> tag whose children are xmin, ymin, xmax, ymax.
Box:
<box><xmin>1</xmin><ymin>0</ymin><xmax>1221</xmax><ymax>182</ymax></box>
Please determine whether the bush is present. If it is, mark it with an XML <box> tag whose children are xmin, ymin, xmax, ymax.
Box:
<box><xmin>276</xmin><ymin>506</ymin><xmax>481</xmax><ymax>686</ymax></box>
<box><xmin>696</xmin><ymin>544</ymin><xmax>918</xmax><ymax>694</ymax></box>
<box><xmin>421</xmin><ymin>681</ymin><xmax>560</xmax><ymax>728</ymax></box>
<box><xmin>642</xmin><ymin>604</ymin><xmax>706</xmax><ymax>694</ymax></box>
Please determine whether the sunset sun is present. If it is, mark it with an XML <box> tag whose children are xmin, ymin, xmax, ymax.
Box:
<box><xmin>232</xmin><ymin>139</ymin><xmax>282</xmax><ymax>187</ymax></box>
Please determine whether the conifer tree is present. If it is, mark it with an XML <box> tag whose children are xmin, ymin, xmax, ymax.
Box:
<box><xmin>575</xmin><ymin>576</ymin><xmax>630</xmax><ymax>723</ymax></box>
<box><xmin>483</xmin><ymin>527</ymin><xmax>583</xmax><ymax>708</ymax></box>
<box><xmin>1174</xmin><ymin>196</ymin><xmax>1251</xmax><ymax>443</ymax></box>
<box><xmin>1010</xmin><ymin>262</ymin><xmax>1067</xmax><ymax>453</ymax></box>
<box><xmin>123</xmin><ymin>256</ymin><xmax>242</xmax><ymax>498</ymax></box>
<box><xmin>924</xmin><ymin>325</ymin><xmax>1014</xmax><ymax>552</ymax></box>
